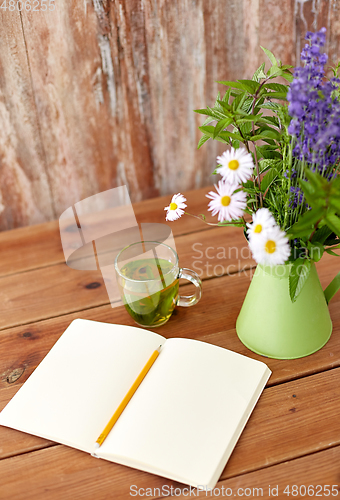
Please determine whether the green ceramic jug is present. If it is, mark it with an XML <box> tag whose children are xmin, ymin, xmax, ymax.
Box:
<box><xmin>236</xmin><ymin>263</ymin><xmax>340</xmax><ymax>359</ymax></box>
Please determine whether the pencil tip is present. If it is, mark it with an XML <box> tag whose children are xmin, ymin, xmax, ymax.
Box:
<box><xmin>94</xmin><ymin>442</ymin><xmax>100</xmax><ymax>450</ymax></box>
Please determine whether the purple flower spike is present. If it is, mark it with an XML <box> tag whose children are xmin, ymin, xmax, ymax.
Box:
<box><xmin>288</xmin><ymin>28</ymin><xmax>340</xmax><ymax>173</ymax></box>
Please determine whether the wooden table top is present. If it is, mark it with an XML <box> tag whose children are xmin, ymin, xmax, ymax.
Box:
<box><xmin>0</xmin><ymin>186</ymin><xmax>339</xmax><ymax>500</ymax></box>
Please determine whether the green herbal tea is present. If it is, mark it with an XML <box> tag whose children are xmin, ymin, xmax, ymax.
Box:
<box><xmin>118</xmin><ymin>258</ymin><xmax>179</xmax><ymax>327</ymax></box>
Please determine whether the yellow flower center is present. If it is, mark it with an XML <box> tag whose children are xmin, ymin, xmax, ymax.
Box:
<box><xmin>221</xmin><ymin>196</ymin><xmax>231</xmax><ymax>207</ymax></box>
<box><xmin>254</xmin><ymin>224</ymin><xmax>262</xmax><ymax>233</ymax></box>
<box><xmin>228</xmin><ymin>159</ymin><xmax>239</xmax><ymax>171</ymax></box>
<box><xmin>265</xmin><ymin>240</ymin><xmax>276</xmax><ymax>254</ymax></box>
<box><xmin>169</xmin><ymin>202</ymin><xmax>178</xmax><ymax>210</ymax></box>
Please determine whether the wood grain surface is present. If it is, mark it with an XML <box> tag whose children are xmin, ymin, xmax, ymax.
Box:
<box><xmin>0</xmin><ymin>10</ymin><xmax>54</xmax><ymax>229</ymax></box>
<box><xmin>0</xmin><ymin>184</ymin><xmax>340</xmax><ymax>498</ymax></box>
<box><xmin>0</xmin><ymin>370</ymin><xmax>340</xmax><ymax>499</ymax></box>
<box><xmin>1</xmin><ymin>1</ymin><xmax>340</xmax><ymax>229</ymax></box>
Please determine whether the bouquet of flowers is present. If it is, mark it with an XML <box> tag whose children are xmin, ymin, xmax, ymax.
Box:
<box><xmin>164</xmin><ymin>28</ymin><xmax>340</xmax><ymax>302</ymax></box>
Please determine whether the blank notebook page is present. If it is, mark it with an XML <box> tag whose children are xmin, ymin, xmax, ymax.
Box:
<box><xmin>98</xmin><ymin>337</ymin><xmax>270</xmax><ymax>487</ymax></box>
<box><xmin>0</xmin><ymin>319</ymin><xmax>165</xmax><ymax>453</ymax></box>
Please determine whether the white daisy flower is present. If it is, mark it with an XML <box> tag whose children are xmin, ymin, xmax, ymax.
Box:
<box><xmin>206</xmin><ymin>181</ymin><xmax>247</xmax><ymax>222</ymax></box>
<box><xmin>216</xmin><ymin>147</ymin><xmax>254</xmax><ymax>184</ymax></box>
<box><xmin>249</xmin><ymin>225</ymin><xmax>291</xmax><ymax>266</ymax></box>
<box><xmin>164</xmin><ymin>193</ymin><xmax>187</xmax><ymax>221</ymax></box>
<box><xmin>247</xmin><ymin>208</ymin><xmax>277</xmax><ymax>241</ymax></box>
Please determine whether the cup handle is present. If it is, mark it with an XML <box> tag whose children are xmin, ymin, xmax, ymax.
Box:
<box><xmin>177</xmin><ymin>268</ymin><xmax>202</xmax><ymax>307</ymax></box>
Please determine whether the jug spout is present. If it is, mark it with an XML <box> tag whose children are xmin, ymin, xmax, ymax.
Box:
<box><xmin>324</xmin><ymin>270</ymin><xmax>340</xmax><ymax>304</ymax></box>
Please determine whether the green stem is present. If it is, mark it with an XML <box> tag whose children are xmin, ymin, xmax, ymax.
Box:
<box><xmin>233</xmin><ymin>119</ymin><xmax>258</xmax><ymax>211</ymax></box>
<box><xmin>250</xmin><ymin>80</ymin><xmax>269</xmax><ymax>208</ymax></box>
<box><xmin>234</xmin><ymin>120</ymin><xmax>250</xmax><ymax>153</ymax></box>
<box><xmin>283</xmin><ymin>138</ymin><xmax>293</xmax><ymax>229</ymax></box>
<box><xmin>309</xmin><ymin>218</ymin><xmax>322</xmax><ymax>242</ymax></box>
<box><xmin>184</xmin><ymin>212</ymin><xmax>247</xmax><ymax>227</ymax></box>
<box><xmin>184</xmin><ymin>212</ymin><xmax>220</xmax><ymax>226</ymax></box>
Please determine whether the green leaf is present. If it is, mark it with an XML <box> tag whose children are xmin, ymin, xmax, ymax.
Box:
<box><xmin>258</xmin><ymin>127</ymin><xmax>281</xmax><ymax>140</ymax></box>
<box><xmin>198</xmin><ymin>126</ymin><xmax>229</xmax><ymax>144</ymax></box>
<box><xmin>253</xmin><ymin>96</ymin><xmax>265</xmax><ymax>114</ymax></box>
<box><xmin>216</xmin><ymin>100</ymin><xmax>234</xmax><ymax>116</ymax></box>
<box><xmin>194</xmin><ymin>105</ymin><xmax>227</xmax><ymax>121</ymax></box>
<box><xmin>333</xmin><ymin>175</ymin><xmax>340</xmax><ymax>189</ymax></box>
<box><xmin>260</xmin><ymin>102</ymin><xmax>283</xmax><ymax>110</ymax></box>
<box><xmin>324</xmin><ymin>237</ymin><xmax>339</xmax><ymax>247</ymax></box>
<box><xmin>197</xmin><ymin>134</ymin><xmax>210</xmax><ymax>150</ymax></box>
<box><xmin>213</xmin><ymin>118</ymin><xmax>233</xmax><ymax>139</ymax></box>
<box><xmin>258</xmin><ymin>159</ymin><xmax>271</xmax><ymax>173</ymax></box>
<box><xmin>256</xmin><ymin>145</ymin><xmax>282</xmax><ymax>159</ymax></box>
<box><xmin>243</xmin><ymin>180</ymin><xmax>255</xmax><ymax>189</ymax></box>
<box><xmin>248</xmin><ymin>134</ymin><xmax>265</xmax><ymax>142</ymax></box>
<box><xmin>214</xmin><ymin>91</ymin><xmax>221</xmax><ymax>108</ymax></box>
<box><xmin>261</xmin><ymin>168</ymin><xmax>277</xmax><ymax>192</ymax></box>
<box><xmin>257</xmin><ymin>143</ymin><xmax>280</xmax><ymax>152</ymax></box>
<box><xmin>280</xmin><ymin>64</ymin><xmax>294</xmax><ymax>70</ymax></box>
<box><xmin>250</xmin><ymin>128</ymin><xmax>281</xmax><ymax>142</ymax></box>
<box><xmin>217</xmin><ymin>80</ymin><xmax>259</xmax><ymax>94</ymax></box>
<box><xmin>288</xmin><ymin>207</ymin><xmax>325</xmax><ymax>236</ymax></box>
<box><xmin>194</xmin><ymin>108</ymin><xmax>216</xmax><ymax>116</ymax></box>
<box><xmin>258</xmin><ymin>158</ymin><xmax>281</xmax><ymax>173</ymax></box>
<box><xmin>241</xmin><ymin>96</ymin><xmax>255</xmax><ymax>112</ymax></box>
<box><xmin>324</xmin><ymin>270</ymin><xmax>340</xmax><ymax>304</ymax></box>
<box><xmin>299</xmin><ymin>179</ymin><xmax>319</xmax><ymax>207</ymax></box>
<box><xmin>329</xmin><ymin>196</ymin><xmax>340</xmax><ymax>213</ymax></box>
<box><xmin>264</xmin><ymin>83</ymin><xmax>288</xmax><ymax>93</ymax></box>
<box><xmin>325</xmin><ymin>248</ymin><xmax>340</xmax><ymax>256</ymax></box>
<box><xmin>232</xmin><ymin>92</ymin><xmax>248</xmax><ymax>112</ymax></box>
<box><xmin>262</xmin><ymin>91</ymin><xmax>287</xmax><ymax>100</ymax></box>
<box><xmin>267</xmin><ymin>66</ymin><xmax>284</xmax><ymax>78</ymax></box>
<box><xmin>222</xmin><ymin>88</ymin><xmax>231</xmax><ymax>103</ymax></box>
<box><xmin>237</xmin><ymin>121</ymin><xmax>252</xmax><ymax>136</ymax></box>
<box><xmin>289</xmin><ymin>258</ymin><xmax>311</xmax><ymax>302</ymax></box>
<box><xmin>325</xmin><ymin>214</ymin><xmax>340</xmax><ymax>238</ymax></box>
<box><xmin>217</xmin><ymin>80</ymin><xmax>249</xmax><ymax>91</ymax></box>
<box><xmin>260</xmin><ymin>46</ymin><xmax>277</xmax><ymax>66</ymax></box>
<box><xmin>312</xmin><ymin>226</ymin><xmax>332</xmax><ymax>244</ymax></box>
<box><xmin>235</xmin><ymin>114</ymin><xmax>263</xmax><ymax>123</ymax></box>
<box><xmin>233</xmin><ymin>108</ymin><xmax>249</xmax><ymax>117</ymax></box>
<box><xmin>201</xmin><ymin>116</ymin><xmax>215</xmax><ymax>127</ymax></box>
<box><xmin>219</xmin><ymin>130</ymin><xmax>244</xmax><ymax>142</ymax></box>
<box><xmin>258</xmin><ymin>116</ymin><xmax>280</xmax><ymax>127</ymax></box>
<box><xmin>300</xmin><ymin>179</ymin><xmax>314</xmax><ymax>194</ymax></box>
<box><xmin>282</xmin><ymin>72</ymin><xmax>294</xmax><ymax>83</ymax></box>
<box><xmin>199</xmin><ymin>125</ymin><xmax>215</xmax><ymax>136</ymax></box>
<box><xmin>237</xmin><ymin>79</ymin><xmax>260</xmax><ymax>94</ymax></box>
<box><xmin>307</xmin><ymin>241</ymin><xmax>324</xmax><ymax>262</ymax></box>
<box><xmin>304</xmin><ymin>168</ymin><xmax>328</xmax><ymax>190</ymax></box>
<box><xmin>207</xmin><ymin>105</ymin><xmax>229</xmax><ymax>119</ymax></box>
<box><xmin>252</xmin><ymin>62</ymin><xmax>266</xmax><ymax>82</ymax></box>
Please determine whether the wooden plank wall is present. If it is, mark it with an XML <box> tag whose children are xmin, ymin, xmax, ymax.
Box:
<box><xmin>0</xmin><ymin>0</ymin><xmax>339</xmax><ymax>230</ymax></box>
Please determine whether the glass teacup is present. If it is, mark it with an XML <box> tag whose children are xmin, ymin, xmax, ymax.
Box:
<box><xmin>114</xmin><ymin>241</ymin><xmax>202</xmax><ymax>327</ymax></box>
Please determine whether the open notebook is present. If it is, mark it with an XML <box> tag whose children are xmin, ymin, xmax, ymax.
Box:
<box><xmin>0</xmin><ymin>319</ymin><xmax>271</xmax><ymax>489</ymax></box>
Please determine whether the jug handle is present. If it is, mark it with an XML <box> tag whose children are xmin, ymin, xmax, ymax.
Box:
<box><xmin>324</xmin><ymin>270</ymin><xmax>340</xmax><ymax>304</ymax></box>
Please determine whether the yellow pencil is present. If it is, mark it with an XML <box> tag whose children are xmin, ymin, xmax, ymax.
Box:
<box><xmin>94</xmin><ymin>345</ymin><xmax>162</xmax><ymax>449</ymax></box>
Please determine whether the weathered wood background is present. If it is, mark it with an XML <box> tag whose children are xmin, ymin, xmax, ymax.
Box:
<box><xmin>0</xmin><ymin>0</ymin><xmax>339</xmax><ymax>230</ymax></box>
